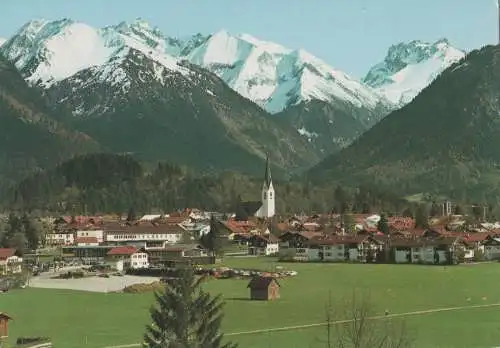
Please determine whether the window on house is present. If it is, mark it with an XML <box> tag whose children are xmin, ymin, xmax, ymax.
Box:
<box><xmin>264</xmin><ymin>192</ymin><xmax>267</xmax><ymax>199</ymax></box>
<box><xmin>269</xmin><ymin>192</ymin><xmax>273</xmax><ymax>198</ymax></box>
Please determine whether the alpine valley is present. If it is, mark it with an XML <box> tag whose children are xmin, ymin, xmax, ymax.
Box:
<box><xmin>0</xmin><ymin>18</ymin><xmax>464</xmax><ymax>182</ymax></box>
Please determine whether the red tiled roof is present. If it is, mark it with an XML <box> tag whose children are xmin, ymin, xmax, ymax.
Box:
<box><xmin>164</xmin><ymin>216</ymin><xmax>189</xmax><ymax>225</ymax></box>
<box><xmin>298</xmin><ymin>231</ymin><xmax>324</xmax><ymax>240</ymax></box>
<box><xmin>464</xmin><ymin>233</ymin><xmax>491</xmax><ymax>242</ymax></box>
<box><xmin>61</xmin><ymin>216</ymin><xmax>103</xmax><ymax>226</ymax></box>
<box><xmin>107</xmin><ymin>246</ymin><xmax>138</xmax><ymax>256</ymax></box>
<box><xmin>223</xmin><ymin>219</ymin><xmax>257</xmax><ymax>234</ymax></box>
<box><xmin>388</xmin><ymin>217</ymin><xmax>415</xmax><ymax>230</ymax></box>
<box><xmin>76</xmin><ymin>237</ymin><xmax>98</xmax><ymax>244</ymax></box>
<box><xmin>0</xmin><ymin>248</ymin><xmax>16</xmax><ymax>260</ymax></box>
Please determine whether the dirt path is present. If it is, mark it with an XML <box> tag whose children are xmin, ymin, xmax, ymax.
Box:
<box><xmin>102</xmin><ymin>302</ymin><xmax>500</xmax><ymax>348</ymax></box>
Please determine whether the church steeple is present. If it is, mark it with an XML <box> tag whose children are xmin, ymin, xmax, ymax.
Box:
<box><xmin>264</xmin><ymin>154</ymin><xmax>272</xmax><ymax>188</ymax></box>
<box><xmin>255</xmin><ymin>153</ymin><xmax>275</xmax><ymax>218</ymax></box>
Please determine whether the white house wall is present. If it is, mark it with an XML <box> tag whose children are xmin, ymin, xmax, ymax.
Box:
<box><xmin>395</xmin><ymin>249</ymin><xmax>409</xmax><ymax>263</ymax></box>
<box><xmin>105</xmin><ymin>233</ymin><xmax>182</xmax><ymax>244</ymax></box>
<box><xmin>484</xmin><ymin>245</ymin><xmax>500</xmax><ymax>260</ymax></box>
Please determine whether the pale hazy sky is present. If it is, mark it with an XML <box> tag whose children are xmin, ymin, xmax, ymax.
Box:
<box><xmin>0</xmin><ymin>0</ymin><xmax>497</xmax><ymax>78</ymax></box>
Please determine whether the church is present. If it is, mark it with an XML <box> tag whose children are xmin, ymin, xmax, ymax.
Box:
<box><xmin>235</xmin><ymin>155</ymin><xmax>275</xmax><ymax>219</ymax></box>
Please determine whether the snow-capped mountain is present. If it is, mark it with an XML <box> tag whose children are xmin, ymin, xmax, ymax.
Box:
<box><xmin>0</xmin><ymin>38</ymin><xmax>5</xmax><ymax>47</ymax></box>
<box><xmin>363</xmin><ymin>39</ymin><xmax>465</xmax><ymax>105</ymax></box>
<box><xmin>0</xmin><ymin>18</ymin><xmax>319</xmax><ymax>174</ymax></box>
<box><xmin>185</xmin><ymin>30</ymin><xmax>389</xmax><ymax>114</ymax></box>
<box><xmin>1</xmin><ymin>18</ymin><xmax>192</xmax><ymax>88</ymax></box>
<box><xmin>1</xmin><ymin>18</ymin><xmax>390</xmax><ymax>115</ymax></box>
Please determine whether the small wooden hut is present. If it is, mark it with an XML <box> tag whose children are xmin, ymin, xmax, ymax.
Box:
<box><xmin>247</xmin><ymin>276</ymin><xmax>280</xmax><ymax>301</ymax></box>
<box><xmin>0</xmin><ymin>312</ymin><xmax>12</xmax><ymax>338</ymax></box>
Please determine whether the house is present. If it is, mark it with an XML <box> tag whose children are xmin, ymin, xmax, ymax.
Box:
<box><xmin>76</xmin><ymin>230</ymin><xmax>104</xmax><ymax>244</ymax></box>
<box><xmin>247</xmin><ymin>234</ymin><xmax>279</xmax><ymax>256</ymax></box>
<box><xmin>482</xmin><ymin>236</ymin><xmax>500</xmax><ymax>260</ymax></box>
<box><xmin>307</xmin><ymin>235</ymin><xmax>384</xmax><ymax>263</ymax></box>
<box><xmin>147</xmin><ymin>244</ymin><xmax>210</xmax><ymax>265</ymax></box>
<box><xmin>389</xmin><ymin>237</ymin><xmax>465</xmax><ymax>265</ymax></box>
<box><xmin>106</xmin><ymin>246</ymin><xmax>149</xmax><ymax>270</ymax></box>
<box><xmin>278</xmin><ymin>231</ymin><xmax>324</xmax><ymax>260</ymax></box>
<box><xmin>0</xmin><ymin>312</ymin><xmax>12</xmax><ymax>339</ymax></box>
<box><xmin>45</xmin><ymin>231</ymin><xmax>75</xmax><ymax>246</ymax></box>
<box><xmin>237</xmin><ymin>155</ymin><xmax>275</xmax><ymax>219</ymax></box>
<box><xmin>0</xmin><ymin>249</ymin><xmax>22</xmax><ymax>275</ymax></box>
<box><xmin>104</xmin><ymin>222</ymin><xmax>184</xmax><ymax>245</ymax></box>
<box><xmin>61</xmin><ymin>245</ymin><xmax>114</xmax><ymax>264</ymax></box>
<box><xmin>75</xmin><ymin>237</ymin><xmax>100</xmax><ymax>247</ymax></box>
<box><xmin>247</xmin><ymin>276</ymin><xmax>280</xmax><ymax>301</ymax></box>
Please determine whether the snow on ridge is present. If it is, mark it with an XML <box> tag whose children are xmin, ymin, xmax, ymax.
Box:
<box><xmin>186</xmin><ymin>30</ymin><xmax>385</xmax><ymax>113</ymax></box>
<box><xmin>0</xmin><ymin>38</ymin><xmax>6</xmax><ymax>47</ymax></box>
<box><xmin>363</xmin><ymin>39</ymin><xmax>466</xmax><ymax>105</ymax></box>
<box><xmin>27</xmin><ymin>22</ymin><xmax>117</xmax><ymax>87</ymax></box>
<box><xmin>3</xmin><ymin>18</ymin><xmax>390</xmax><ymax>113</ymax></box>
<box><xmin>2</xmin><ymin>19</ymin><xmax>193</xmax><ymax>88</ymax></box>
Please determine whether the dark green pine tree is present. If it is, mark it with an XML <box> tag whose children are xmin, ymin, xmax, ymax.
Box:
<box><xmin>201</xmin><ymin>215</ymin><xmax>226</xmax><ymax>258</ymax></box>
<box><xmin>414</xmin><ymin>204</ymin><xmax>429</xmax><ymax>229</ymax></box>
<box><xmin>126</xmin><ymin>207</ymin><xmax>137</xmax><ymax>222</ymax></box>
<box><xmin>143</xmin><ymin>266</ymin><xmax>237</xmax><ymax>348</ymax></box>
<box><xmin>21</xmin><ymin>213</ymin><xmax>40</xmax><ymax>250</ymax></box>
<box><xmin>377</xmin><ymin>214</ymin><xmax>390</xmax><ymax>234</ymax></box>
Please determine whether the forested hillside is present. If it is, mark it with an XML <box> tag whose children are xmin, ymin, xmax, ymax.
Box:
<box><xmin>8</xmin><ymin>153</ymin><xmax>411</xmax><ymax>216</ymax></box>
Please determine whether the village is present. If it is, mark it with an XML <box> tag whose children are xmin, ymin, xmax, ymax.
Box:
<box><xmin>2</xmin><ymin>160</ymin><xmax>500</xmax><ymax>280</ymax></box>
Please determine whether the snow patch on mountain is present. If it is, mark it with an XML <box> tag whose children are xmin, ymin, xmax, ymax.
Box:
<box><xmin>0</xmin><ymin>18</ymin><xmax>190</xmax><ymax>88</ymax></box>
<box><xmin>0</xmin><ymin>38</ymin><xmax>6</xmax><ymax>47</ymax></box>
<box><xmin>363</xmin><ymin>39</ymin><xmax>465</xmax><ymax>105</ymax></box>
<box><xmin>186</xmin><ymin>30</ymin><xmax>386</xmax><ymax>113</ymax></box>
<box><xmin>297</xmin><ymin>126</ymin><xmax>319</xmax><ymax>141</ymax></box>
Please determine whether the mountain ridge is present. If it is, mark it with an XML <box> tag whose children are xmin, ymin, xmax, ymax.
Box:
<box><xmin>309</xmin><ymin>44</ymin><xmax>500</xmax><ymax>202</ymax></box>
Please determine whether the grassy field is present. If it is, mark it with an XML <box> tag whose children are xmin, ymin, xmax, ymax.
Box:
<box><xmin>2</xmin><ymin>258</ymin><xmax>500</xmax><ymax>348</ymax></box>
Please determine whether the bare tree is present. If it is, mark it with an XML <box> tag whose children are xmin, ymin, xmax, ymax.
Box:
<box><xmin>317</xmin><ymin>291</ymin><xmax>413</xmax><ymax>348</ymax></box>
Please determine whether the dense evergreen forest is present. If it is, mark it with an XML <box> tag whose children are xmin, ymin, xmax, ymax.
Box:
<box><xmin>3</xmin><ymin>153</ymin><xmax>416</xmax><ymax>216</ymax></box>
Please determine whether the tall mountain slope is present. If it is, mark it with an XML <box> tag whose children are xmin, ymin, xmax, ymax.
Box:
<box><xmin>0</xmin><ymin>53</ymin><xmax>100</xmax><ymax>188</ymax></box>
<box><xmin>363</xmin><ymin>39</ymin><xmax>465</xmax><ymax>106</ymax></box>
<box><xmin>182</xmin><ymin>30</ymin><xmax>393</xmax><ymax>154</ymax></box>
<box><xmin>0</xmin><ymin>38</ymin><xmax>5</xmax><ymax>47</ymax></box>
<box><xmin>1</xmin><ymin>19</ymin><xmax>318</xmax><ymax>176</ymax></box>
<box><xmin>309</xmin><ymin>45</ymin><xmax>500</xmax><ymax>201</ymax></box>
<box><xmin>184</xmin><ymin>30</ymin><xmax>389</xmax><ymax>114</ymax></box>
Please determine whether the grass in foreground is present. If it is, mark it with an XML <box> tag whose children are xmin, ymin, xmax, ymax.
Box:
<box><xmin>2</xmin><ymin>258</ymin><xmax>500</xmax><ymax>348</ymax></box>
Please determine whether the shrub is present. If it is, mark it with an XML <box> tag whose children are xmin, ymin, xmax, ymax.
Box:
<box><xmin>123</xmin><ymin>281</ymin><xmax>165</xmax><ymax>293</ymax></box>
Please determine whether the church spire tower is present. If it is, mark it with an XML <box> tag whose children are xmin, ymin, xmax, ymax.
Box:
<box><xmin>259</xmin><ymin>154</ymin><xmax>275</xmax><ymax>218</ymax></box>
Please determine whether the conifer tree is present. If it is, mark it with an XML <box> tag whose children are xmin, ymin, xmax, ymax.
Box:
<box><xmin>143</xmin><ymin>266</ymin><xmax>237</xmax><ymax>348</ymax></box>
<box><xmin>377</xmin><ymin>214</ymin><xmax>390</xmax><ymax>234</ymax></box>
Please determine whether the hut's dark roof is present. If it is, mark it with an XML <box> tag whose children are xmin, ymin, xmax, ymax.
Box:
<box><xmin>247</xmin><ymin>276</ymin><xmax>279</xmax><ymax>289</ymax></box>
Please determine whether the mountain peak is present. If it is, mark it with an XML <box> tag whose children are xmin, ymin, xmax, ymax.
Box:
<box><xmin>363</xmin><ymin>38</ymin><xmax>465</xmax><ymax>105</ymax></box>
<box><xmin>130</xmin><ymin>17</ymin><xmax>151</xmax><ymax>29</ymax></box>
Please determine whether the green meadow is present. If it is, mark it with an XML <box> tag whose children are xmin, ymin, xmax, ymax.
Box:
<box><xmin>2</xmin><ymin>258</ymin><xmax>500</xmax><ymax>348</ymax></box>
